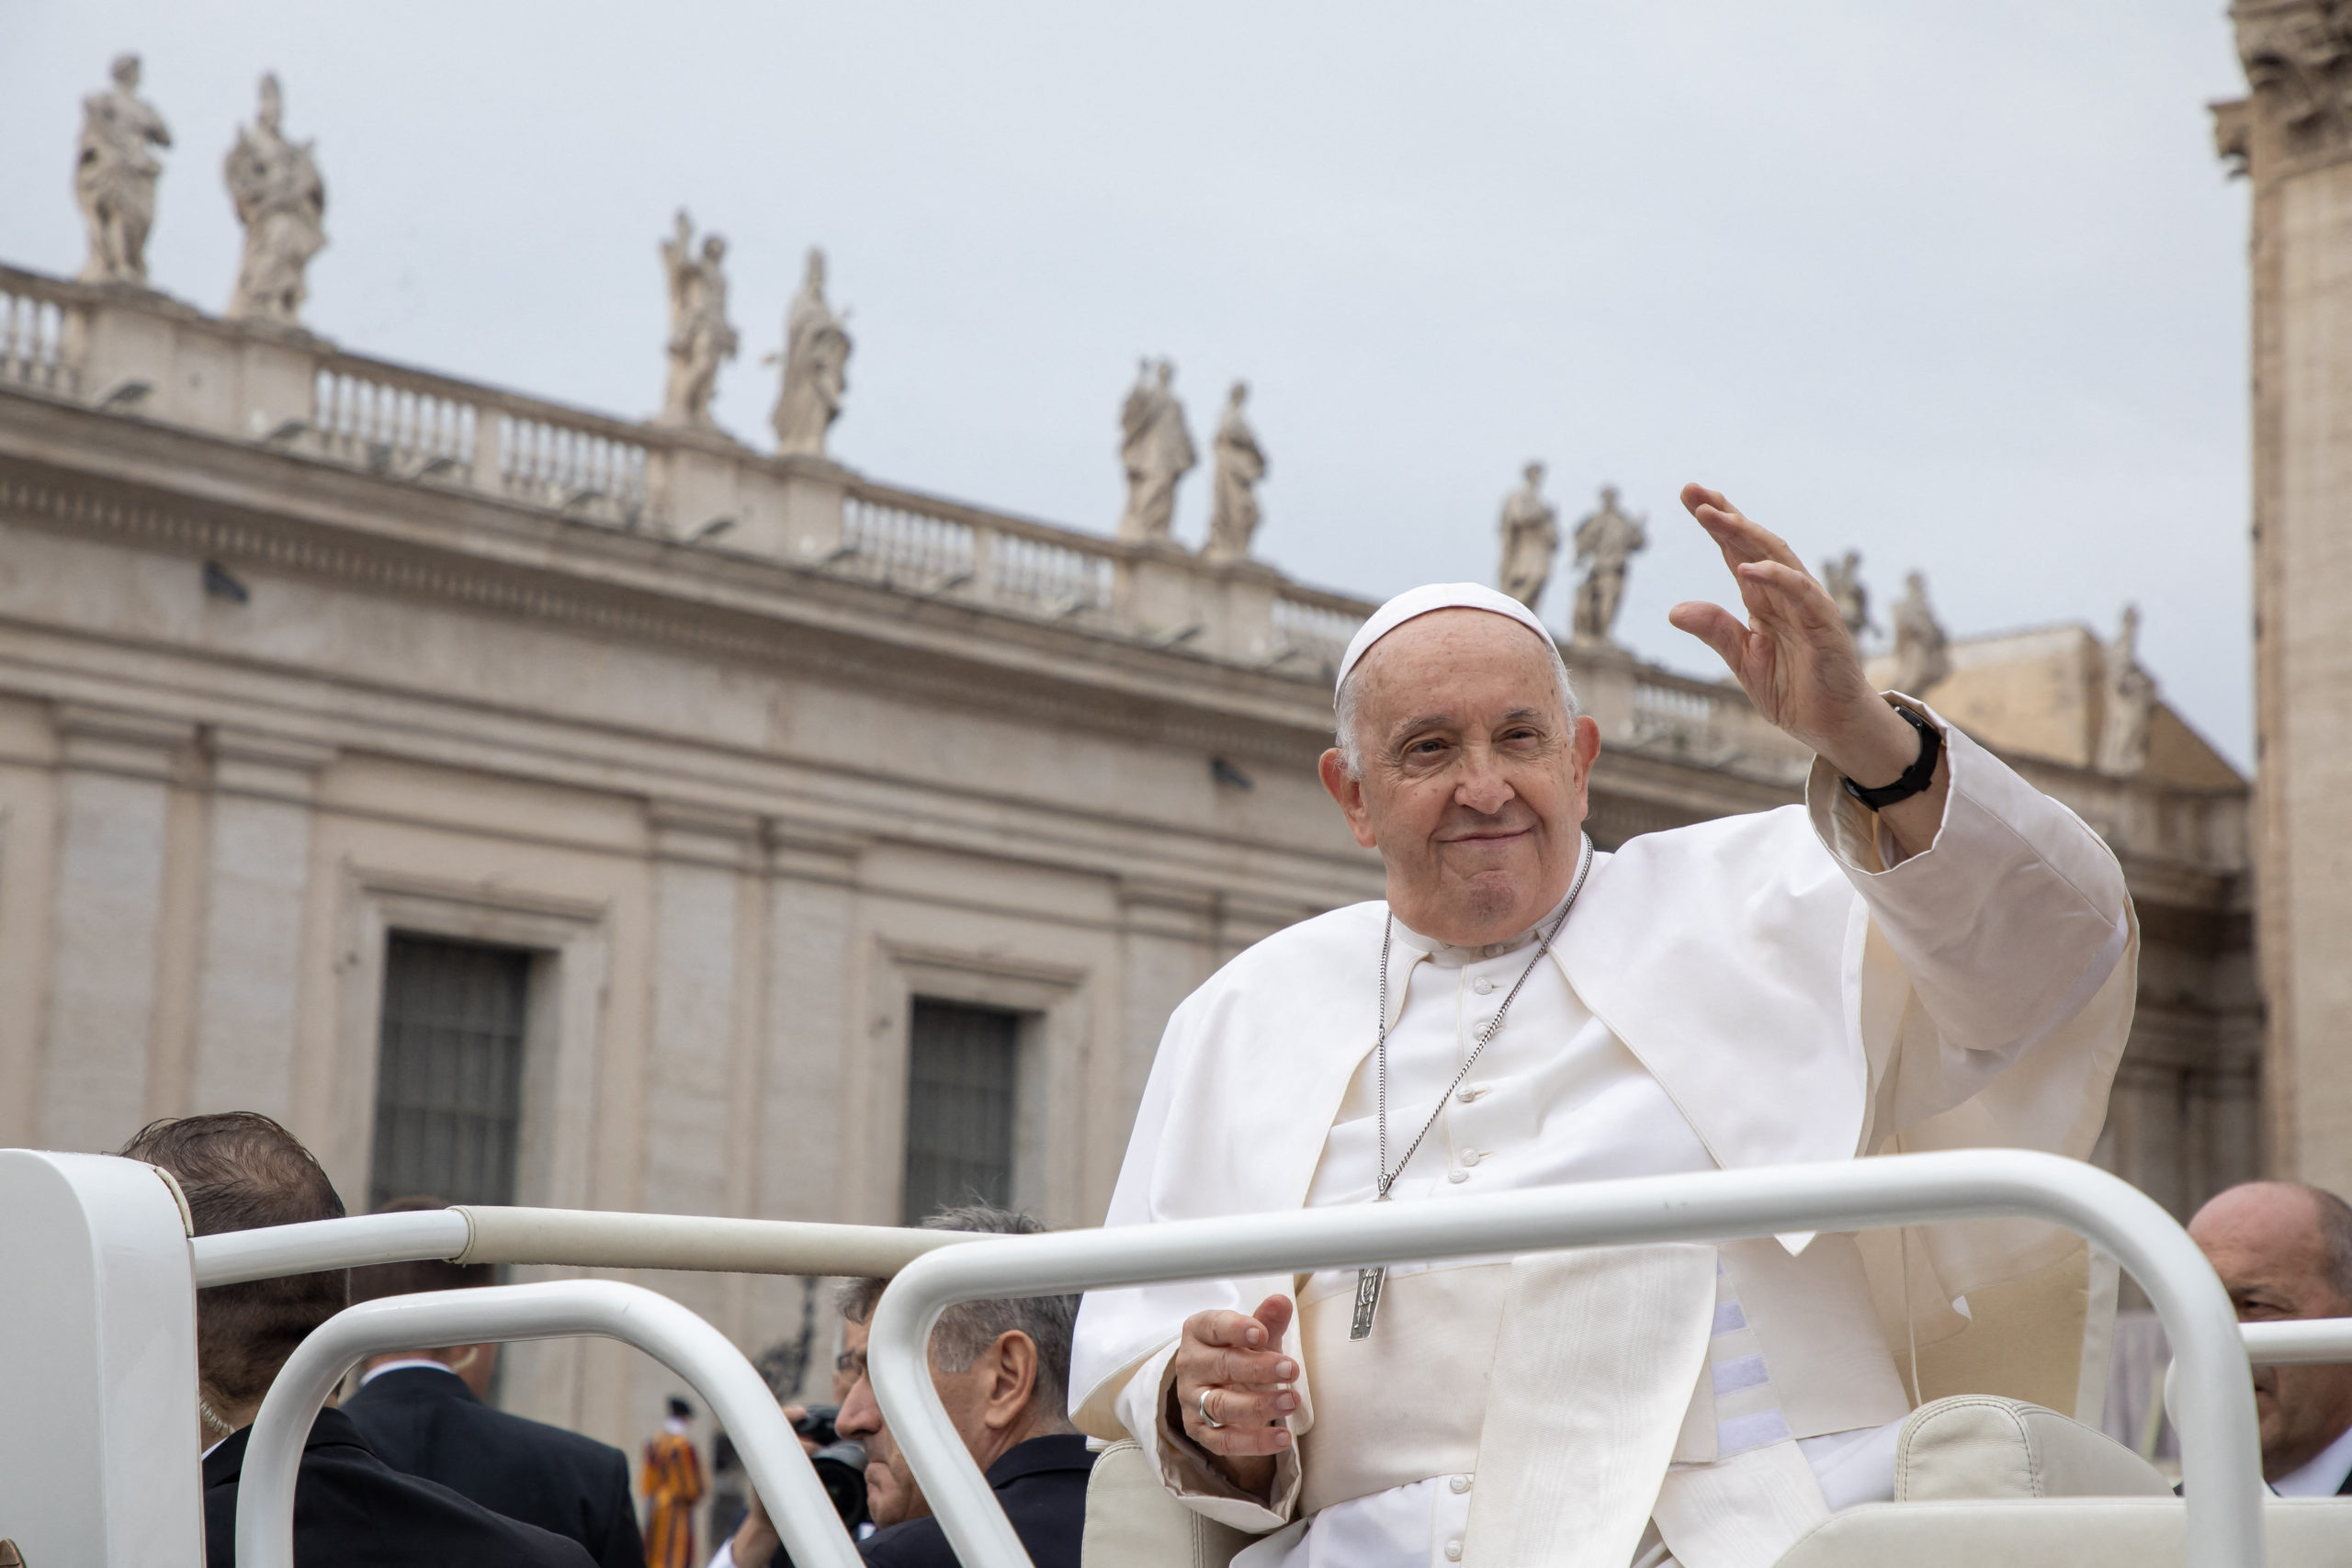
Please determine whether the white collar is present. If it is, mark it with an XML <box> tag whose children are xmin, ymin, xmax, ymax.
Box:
<box><xmin>361</xmin><ymin>1358</ymin><xmax>463</xmax><ymax>1386</ymax></box>
<box><xmin>2273</xmin><ymin>1418</ymin><xmax>2352</xmax><ymax>1497</ymax></box>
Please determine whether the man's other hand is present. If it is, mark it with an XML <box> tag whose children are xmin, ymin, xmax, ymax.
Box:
<box><xmin>1170</xmin><ymin>1294</ymin><xmax>1297</xmax><ymax>1494</ymax></box>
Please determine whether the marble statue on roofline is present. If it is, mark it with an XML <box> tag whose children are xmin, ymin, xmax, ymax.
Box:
<box><xmin>1497</xmin><ymin>462</ymin><xmax>1558</xmax><ymax>612</ymax></box>
<box><xmin>1821</xmin><ymin>549</ymin><xmax>1878</xmax><ymax>648</ymax></box>
<box><xmin>1890</xmin><ymin>570</ymin><xmax>1952</xmax><ymax>695</ymax></box>
<box><xmin>1571</xmin><ymin>484</ymin><xmax>1646</xmax><ymax>644</ymax></box>
<box><xmin>1117</xmin><ymin>357</ymin><xmax>1196</xmax><ymax>545</ymax></box>
<box><xmin>2098</xmin><ymin>604</ymin><xmax>2157</xmax><ymax>776</ymax></box>
<box><xmin>74</xmin><ymin>53</ymin><xmax>173</xmax><ymax>288</ymax></box>
<box><xmin>769</xmin><ymin>248</ymin><xmax>852</xmax><ymax>458</ymax></box>
<box><xmin>1202</xmin><ymin>381</ymin><xmax>1267</xmax><ymax>564</ymax></box>
<box><xmin>224</xmin><ymin>73</ymin><xmax>327</xmax><ymax>326</ymax></box>
<box><xmin>658</xmin><ymin>209</ymin><xmax>739</xmax><ymax>430</ymax></box>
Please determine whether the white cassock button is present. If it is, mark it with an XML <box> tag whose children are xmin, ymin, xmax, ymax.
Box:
<box><xmin>1472</xmin><ymin>976</ymin><xmax>1495</xmax><ymax>995</ymax></box>
<box><xmin>1456</xmin><ymin>1086</ymin><xmax>1484</xmax><ymax>1104</ymax></box>
<box><xmin>1447</xmin><ymin>1168</ymin><xmax>1469</xmax><ymax>1183</ymax></box>
<box><xmin>1445</xmin><ymin>1542</ymin><xmax>1464</xmax><ymax>1562</ymax></box>
<box><xmin>1451</xmin><ymin>1475</ymin><xmax>1472</xmax><ymax>1494</ymax></box>
<box><xmin>1460</xmin><ymin>1149</ymin><xmax>1483</xmax><ymax>1167</ymax></box>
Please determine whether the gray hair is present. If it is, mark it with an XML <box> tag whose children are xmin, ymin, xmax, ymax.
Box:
<box><xmin>1334</xmin><ymin>632</ymin><xmax>1580</xmax><ymax>778</ymax></box>
<box><xmin>2308</xmin><ymin>1186</ymin><xmax>2352</xmax><ymax>1303</ymax></box>
<box><xmin>839</xmin><ymin>1204</ymin><xmax>1078</xmax><ymax>1425</ymax></box>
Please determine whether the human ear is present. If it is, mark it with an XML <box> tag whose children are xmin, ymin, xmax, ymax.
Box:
<box><xmin>1573</xmin><ymin>715</ymin><xmax>1600</xmax><ymax>773</ymax></box>
<box><xmin>985</xmin><ymin>1331</ymin><xmax>1039</xmax><ymax>1431</ymax></box>
<box><xmin>1318</xmin><ymin>749</ymin><xmax>1379</xmax><ymax>849</ymax></box>
<box><xmin>1568</xmin><ymin>716</ymin><xmax>1602</xmax><ymax>819</ymax></box>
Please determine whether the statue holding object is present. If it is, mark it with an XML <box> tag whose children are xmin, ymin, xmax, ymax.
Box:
<box><xmin>223</xmin><ymin>73</ymin><xmax>327</xmax><ymax>326</ymax></box>
<box><xmin>658</xmin><ymin>209</ymin><xmax>739</xmax><ymax>430</ymax></box>
<box><xmin>1117</xmin><ymin>357</ymin><xmax>1196</xmax><ymax>545</ymax></box>
<box><xmin>769</xmin><ymin>247</ymin><xmax>852</xmax><ymax>458</ymax></box>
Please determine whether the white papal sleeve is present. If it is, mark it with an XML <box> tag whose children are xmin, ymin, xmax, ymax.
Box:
<box><xmin>1804</xmin><ymin>694</ymin><xmax>2134</xmax><ymax>1127</ymax></box>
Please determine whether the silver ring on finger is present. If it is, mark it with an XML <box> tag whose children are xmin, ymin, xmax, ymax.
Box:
<box><xmin>1198</xmin><ymin>1388</ymin><xmax>1227</xmax><ymax>1430</ymax></box>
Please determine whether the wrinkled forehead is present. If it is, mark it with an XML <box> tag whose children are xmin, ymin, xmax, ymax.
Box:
<box><xmin>1348</xmin><ymin>609</ymin><xmax>1563</xmax><ymax>704</ymax></box>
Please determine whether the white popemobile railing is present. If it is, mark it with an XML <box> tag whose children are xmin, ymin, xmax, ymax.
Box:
<box><xmin>2240</xmin><ymin>1318</ymin><xmax>2352</xmax><ymax>1366</ymax></box>
<box><xmin>860</xmin><ymin>1149</ymin><xmax>2267</xmax><ymax>1568</ymax></box>
<box><xmin>234</xmin><ymin>1280</ymin><xmax>864</xmax><ymax>1568</ymax></box>
<box><xmin>175</xmin><ymin>1151</ymin><xmax>2352</xmax><ymax>1568</ymax></box>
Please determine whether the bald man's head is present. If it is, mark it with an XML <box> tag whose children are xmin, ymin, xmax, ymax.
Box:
<box><xmin>2188</xmin><ymin>1181</ymin><xmax>2352</xmax><ymax>1480</ymax></box>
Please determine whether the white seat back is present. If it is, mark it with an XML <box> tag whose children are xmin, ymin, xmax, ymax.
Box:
<box><xmin>0</xmin><ymin>1150</ymin><xmax>204</xmax><ymax>1568</ymax></box>
<box><xmin>1080</xmin><ymin>1440</ymin><xmax>1251</xmax><ymax>1568</ymax></box>
<box><xmin>1895</xmin><ymin>1395</ymin><xmax>2173</xmax><ymax>1501</ymax></box>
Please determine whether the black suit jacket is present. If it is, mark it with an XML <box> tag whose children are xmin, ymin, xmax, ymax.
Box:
<box><xmin>342</xmin><ymin>1366</ymin><xmax>646</xmax><ymax>1568</ymax></box>
<box><xmin>202</xmin><ymin>1405</ymin><xmax>595</xmax><ymax>1568</ymax></box>
<box><xmin>786</xmin><ymin>1434</ymin><xmax>1093</xmax><ymax>1568</ymax></box>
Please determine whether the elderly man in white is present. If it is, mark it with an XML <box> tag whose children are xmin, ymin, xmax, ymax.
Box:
<box><xmin>1069</xmin><ymin>486</ymin><xmax>2134</xmax><ymax>1568</ymax></box>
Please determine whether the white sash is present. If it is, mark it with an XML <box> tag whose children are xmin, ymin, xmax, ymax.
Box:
<box><xmin>1458</xmin><ymin>1245</ymin><xmax>1718</xmax><ymax>1567</ymax></box>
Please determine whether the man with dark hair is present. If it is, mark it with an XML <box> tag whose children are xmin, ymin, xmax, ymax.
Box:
<box><xmin>2189</xmin><ymin>1180</ymin><xmax>2352</xmax><ymax>1494</ymax></box>
<box><xmin>342</xmin><ymin>1196</ymin><xmax>646</xmax><ymax>1568</ymax></box>
<box><xmin>117</xmin><ymin>1113</ymin><xmax>592</xmax><ymax>1568</ymax></box>
<box><xmin>717</xmin><ymin>1205</ymin><xmax>1094</xmax><ymax>1568</ymax></box>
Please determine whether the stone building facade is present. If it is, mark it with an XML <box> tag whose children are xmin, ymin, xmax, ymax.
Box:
<box><xmin>0</xmin><ymin>264</ymin><xmax>2253</xmax><ymax>1450</ymax></box>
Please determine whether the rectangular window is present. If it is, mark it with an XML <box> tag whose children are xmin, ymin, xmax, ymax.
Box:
<box><xmin>901</xmin><ymin>998</ymin><xmax>1020</xmax><ymax>1225</ymax></box>
<box><xmin>370</xmin><ymin>933</ymin><xmax>532</xmax><ymax>1213</ymax></box>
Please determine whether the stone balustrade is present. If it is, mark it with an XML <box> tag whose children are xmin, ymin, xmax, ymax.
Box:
<box><xmin>1</xmin><ymin>266</ymin><xmax>80</xmax><ymax>397</ymax></box>
<box><xmin>0</xmin><ymin>261</ymin><xmax>1819</xmax><ymax>768</ymax></box>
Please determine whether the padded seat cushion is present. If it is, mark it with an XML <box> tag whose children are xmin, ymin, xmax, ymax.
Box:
<box><xmin>1081</xmin><ymin>1438</ymin><xmax>1255</xmax><ymax>1568</ymax></box>
<box><xmin>1895</xmin><ymin>1394</ymin><xmax>2173</xmax><ymax>1500</ymax></box>
<box><xmin>1773</xmin><ymin>1497</ymin><xmax>2352</xmax><ymax>1567</ymax></box>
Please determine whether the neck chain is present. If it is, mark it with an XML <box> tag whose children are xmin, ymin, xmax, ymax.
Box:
<box><xmin>1351</xmin><ymin>832</ymin><xmax>1594</xmax><ymax>1339</ymax></box>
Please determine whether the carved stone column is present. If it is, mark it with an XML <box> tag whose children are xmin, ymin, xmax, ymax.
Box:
<box><xmin>2221</xmin><ymin>0</ymin><xmax>2352</xmax><ymax>1191</ymax></box>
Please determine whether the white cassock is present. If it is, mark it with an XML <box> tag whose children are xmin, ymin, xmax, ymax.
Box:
<box><xmin>1069</xmin><ymin>699</ymin><xmax>2135</xmax><ymax>1568</ymax></box>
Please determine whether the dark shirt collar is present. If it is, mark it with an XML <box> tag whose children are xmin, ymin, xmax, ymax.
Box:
<box><xmin>982</xmin><ymin>1433</ymin><xmax>1096</xmax><ymax>1488</ymax></box>
<box><xmin>356</xmin><ymin>1363</ymin><xmax>486</xmax><ymax>1405</ymax></box>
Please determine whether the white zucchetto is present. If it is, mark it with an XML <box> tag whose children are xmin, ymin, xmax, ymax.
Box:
<box><xmin>1334</xmin><ymin>582</ymin><xmax>1558</xmax><ymax>702</ymax></box>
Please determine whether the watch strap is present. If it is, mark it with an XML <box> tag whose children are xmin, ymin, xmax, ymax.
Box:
<box><xmin>1840</xmin><ymin>704</ymin><xmax>1942</xmax><ymax>810</ymax></box>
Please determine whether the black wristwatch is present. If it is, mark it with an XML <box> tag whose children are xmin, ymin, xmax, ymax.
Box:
<box><xmin>1840</xmin><ymin>704</ymin><xmax>1942</xmax><ymax>811</ymax></box>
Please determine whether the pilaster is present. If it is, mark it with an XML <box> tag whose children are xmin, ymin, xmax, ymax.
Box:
<box><xmin>747</xmin><ymin>817</ymin><xmax>865</xmax><ymax>1392</ymax></box>
<box><xmin>2224</xmin><ymin>0</ymin><xmax>2352</xmax><ymax>1190</ymax></box>
<box><xmin>187</xmin><ymin>728</ymin><xmax>335</xmax><ymax>1121</ymax></box>
<box><xmin>38</xmin><ymin>705</ymin><xmax>198</xmax><ymax>1152</ymax></box>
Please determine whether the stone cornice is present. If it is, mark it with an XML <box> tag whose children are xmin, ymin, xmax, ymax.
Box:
<box><xmin>0</xmin><ymin>406</ymin><xmax>1341</xmax><ymax>770</ymax></box>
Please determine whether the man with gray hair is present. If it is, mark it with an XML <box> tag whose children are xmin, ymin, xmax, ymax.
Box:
<box><xmin>1074</xmin><ymin>484</ymin><xmax>2138</xmax><ymax>1568</ymax></box>
<box><xmin>2189</xmin><ymin>1182</ymin><xmax>2352</xmax><ymax>1495</ymax></box>
<box><xmin>717</xmin><ymin>1205</ymin><xmax>1094</xmax><ymax>1568</ymax></box>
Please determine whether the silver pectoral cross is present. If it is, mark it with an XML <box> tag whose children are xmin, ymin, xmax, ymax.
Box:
<box><xmin>1350</xmin><ymin>1264</ymin><xmax>1385</xmax><ymax>1339</ymax></box>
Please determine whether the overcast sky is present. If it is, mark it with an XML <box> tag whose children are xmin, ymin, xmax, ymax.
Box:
<box><xmin>1</xmin><ymin>2</ymin><xmax>2256</xmax><ymax>763</ymax></box>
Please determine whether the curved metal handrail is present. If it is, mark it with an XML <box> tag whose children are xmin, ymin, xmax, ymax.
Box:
<box><xmin>189</xmin><ymin>1206</ymin><xmax>985</xmax><ymax>1288</ymax></box>
<box><xmin>234</xmin><ymin>1280</ymin><xmax>862</xmax><ymax>1568</ymax></box>
<box><xmin>2243</xmin><ymin>1316</ymin><xmax>2352</xmax><ymax>1365</ymax></box>
<box><xmin>865</xmin><ymin>1149</ymin><xmax>2263</xmax><ymax>1568</ymax></box>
